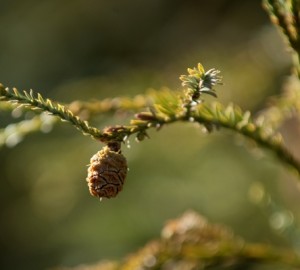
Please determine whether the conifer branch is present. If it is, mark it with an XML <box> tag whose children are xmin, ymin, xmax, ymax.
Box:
<box><xmin>129</xmin><ymin>100</ymin><xmax>300</xmax><ymax>175</ymax></box>
<box><xmin>193</xmin><ymin>103</ymin><xmax>300</xmax><ymax>174</ymax></box>
<box><xmin>263</xmin><ymin>0</ymin><xmax>300</xmax><ymax>75</ymax></box>
<box><xmin>263</xmin><ymin>0</ymin><xmax>298</xmax><ymax>48</ymax></box>
<box><xmin>68</xmin><ymin>94</ymin><xmax>151</xmax><ymax>119</ymax></box>
<box><xmin>0</xmin><ymin>84</ymin><xmax>103</xmax><ymax>139</ymax></box>
<box><xmin>1</xmin><ymin>63</ymin><xmax>300</xmax><ymax>176</ymax></box>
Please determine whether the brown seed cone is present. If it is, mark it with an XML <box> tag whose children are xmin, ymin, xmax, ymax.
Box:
<box><xmin>86</xmin><ymin>145</ymin><xmax>127</xmax><ymax>199</ymax></box>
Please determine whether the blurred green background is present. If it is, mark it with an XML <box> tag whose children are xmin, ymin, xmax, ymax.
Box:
<box><xmin>1</xmin><ymin>0</ymin><xmax>300</xmax><ymax>269</ymax></box>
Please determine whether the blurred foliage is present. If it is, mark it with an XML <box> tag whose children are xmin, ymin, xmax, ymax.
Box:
<box><xmin>1</xmin><ymin>1</ymin><xmax>300</xmax><ymax>270</ymax></box>
<box><xmin>52</xmin><ymin>211</ymin><xmax>300</xmax><ymax>270</ymax></box>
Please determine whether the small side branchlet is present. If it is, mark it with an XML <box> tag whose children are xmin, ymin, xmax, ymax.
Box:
<box><xmin>180</xmin><ymin>63</ymin><xmax>222</xmax><ymax>106</ymax></box>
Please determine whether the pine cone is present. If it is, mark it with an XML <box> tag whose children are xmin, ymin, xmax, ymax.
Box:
<box><xmin>86</xmin><ymin>144</ymin><xmax>127</xmax><ymax>199</ymax></box>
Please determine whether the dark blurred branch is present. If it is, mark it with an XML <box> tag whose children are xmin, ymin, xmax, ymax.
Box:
<box><xmin>53</xmin><ymin>211</ymin><xmax>300</xmax><ymax>270</ymax></box>
<box><xmin>263</xmin><ymin>0</ymin><xmax>300</xmax><ymax>76</ymax></box>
